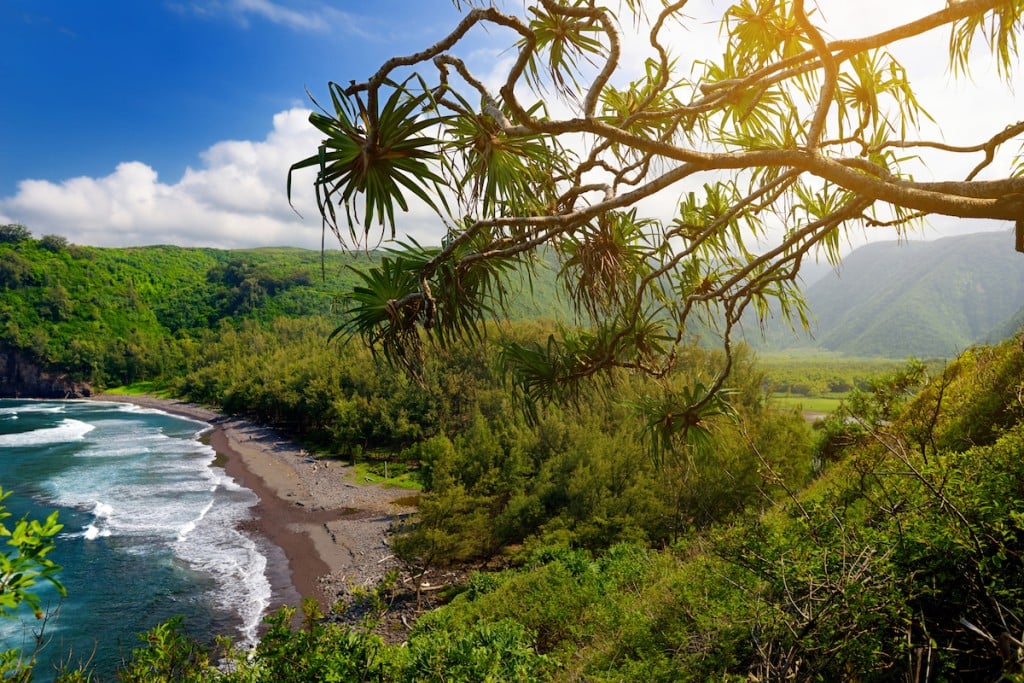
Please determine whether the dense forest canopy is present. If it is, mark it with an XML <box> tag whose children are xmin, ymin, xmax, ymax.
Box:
<box><xmin>293</xmin><ymin>0</ymin><xmax>1024</xmax><ymax>451</ymax></box>
<box><xmin>0</xmin><ymin>231</ymin><xmax>569</xmax><ymax>392</ymax></box>
<box><xmin>7</xmin><ymin>308</ymin><xmax>1024</xmax><ymax>680</ymax></box>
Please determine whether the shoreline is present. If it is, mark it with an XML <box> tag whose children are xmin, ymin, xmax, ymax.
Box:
<box><xmin>89</xmin><ymin>394</ymin><xmax>411</xmax><ymax>618</ymax></box>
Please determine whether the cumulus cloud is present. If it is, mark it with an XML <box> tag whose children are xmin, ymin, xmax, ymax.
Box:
<box><xmin>0</xmin><ymin>108</ymin><xmax>449</xmax><ymax>249</ymax></box>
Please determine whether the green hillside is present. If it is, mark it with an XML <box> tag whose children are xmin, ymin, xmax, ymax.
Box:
<box><xmin>749</xmin><ymin>230</ymin><xmax>1024</xmax><ymax>358</ymax></box>
<box><xmin>0</xmin><ymin>233</ymin><xmax>570</xmax><ymax>394</ymax></box>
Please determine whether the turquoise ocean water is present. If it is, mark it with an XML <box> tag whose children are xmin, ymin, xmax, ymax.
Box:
<box><xmin>0</xmin><ymin>399</ymin><xmax>272</xmax><ymax>678</ymax></box>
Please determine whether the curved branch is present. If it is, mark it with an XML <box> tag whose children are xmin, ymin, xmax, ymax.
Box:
<box><xmin>697</xmin><ymin>0</ymin><xmax>1005</xmax><ymax>113</ymax></box>
<box><xmin>872</xmin><ymin>120</ymin><xmax>1024</xmax><ymax>182</ymax></box>
<box><xmin>795</xmin><ymin>0</ymin><xmax>838</xmax><ymax>150</ymax></box>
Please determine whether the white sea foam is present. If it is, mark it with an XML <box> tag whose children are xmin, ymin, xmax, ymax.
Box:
<box><xmin>173</xmin><ymin>494</ymin><xmax>269</xmax><ymax>646</ymax></box>
<box><xmin>0</xmin><ymin>403</ymin><xmax>66</xmax><ymax>415</ymax></box>
<box><xmin>111</xmin><ymin>401</ymin><xmax>211</xmax><ymax>428</ymax></box>
<box><xmin>83</xmin><ymin>523</ymin><xmax>111</xmax><ymax>540</ymax></box>
<box><xmin>6</xmin><ymin>400</ymin><xmax>271</xmax><ymax>646</ymax></box>
<box><xmin>81</xmin><ymin>502</ymin><xmax>114</xmax><ymax>540</ymax></box>
<box><xmin>0</xmin><ymin>419</ymin><xmax>95</xmax><ymax>447</ymax></box>
<box><xmin>177</xmin><ymin>499</ymin><xmax>215</xmax><ymax>542</ymax></box>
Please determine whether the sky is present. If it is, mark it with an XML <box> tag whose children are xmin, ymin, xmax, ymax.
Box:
<box><xmin>0</xmin><ymin>0</ymin><xmax>476</xmax><ymax>248</ymax></box>
<box><xmin>0</xmin><ymin>1</ymin><xmax>1019</xmax><ymax>250</ymax></box>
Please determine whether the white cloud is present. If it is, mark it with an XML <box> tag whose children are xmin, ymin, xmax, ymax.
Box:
<box><xmin>232</xmin><ymin>0</ymin><xmax>327</xmax><ymax>31</ymax></box>
<box><xmin>167</xmin><ymin>0</ymin><xmax>375</xmax><ymax>36</ymax></box>
<box><xmin>169</xmin><ymin>0</ymin><xmax>324</xmax><ymax>31</ymax></box>
<box><xmin>0</xmin><ymin>108</ymin><xmax>450</xmax><ymax>249</ymax></box>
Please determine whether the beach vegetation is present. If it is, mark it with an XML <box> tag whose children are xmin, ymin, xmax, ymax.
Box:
<box><xmin>0</xmin><ymin>490</ymin><xmax>65</xmax><ymax>681</ymax></box>
<box><xmin>352</xmin><ymin>461</ymin><xmax>421</xmax><ymax>490</ymax></box>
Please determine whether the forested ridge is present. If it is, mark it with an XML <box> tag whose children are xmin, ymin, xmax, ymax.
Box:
<box><xmin>749</xmin><ymin>231</ymin><xmax>1024</xmax><ymax>358</ymax></box>
<box><xmin>0</xmin><ymin>229</ymin><xmax>567</xmax><ymax>394</ymax></box>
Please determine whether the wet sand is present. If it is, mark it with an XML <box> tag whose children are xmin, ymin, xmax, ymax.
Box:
<box><xmin>91</xmin><ymin>395</ymin><xmax>411</xmax><ymax>613</ymax></box>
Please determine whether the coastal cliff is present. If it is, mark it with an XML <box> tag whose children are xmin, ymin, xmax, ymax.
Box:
<box><xmin>0</xmin><ymin>348</ymin><xmax>92</xmax><ymax>398</ymax></box>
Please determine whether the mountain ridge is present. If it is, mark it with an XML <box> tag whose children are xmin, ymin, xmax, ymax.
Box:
<box><xmin>748</xmin><ymin>230</ymin><xmax>1024</xmax><ymax>358</ymax></box>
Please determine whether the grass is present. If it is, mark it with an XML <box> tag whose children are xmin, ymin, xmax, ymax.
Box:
<box><xmin>100</xmin><ymin>382</ymin><xmax>175</xmax><ymax>397</ymax></box>
<box><xmin>351</xmin><ymin>461</ymin><xmax>422</xmax><ymax>490</ymax></box>
<box><xmin>771</xmin><ymin>394</ymin><xmax>844</xmax><ymax>414</ymax></box>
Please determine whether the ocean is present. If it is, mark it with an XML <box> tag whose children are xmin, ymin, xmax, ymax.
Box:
<box><xmin>0</xmin><ymin>398</ymin><xmax>272</xmax><ymax>678</ymax></box>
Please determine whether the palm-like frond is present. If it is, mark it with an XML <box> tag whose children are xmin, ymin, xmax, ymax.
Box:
<box><xmin>499</xmin><ymin>313</ymin><xmax>672</xmax><ymax>422</ymax></box>
<box><xmin>629</xmin><ymin>382</ymin><xmax>737</xmax><ymax>467</ymax></box>
<box><xmin>557</xmin><ymin>209</ymin><xmax>655</xmax><ymax>320</ymax></box>
<box><xmin>835</xmin><ymin>50</ymin><xmax>932</xmax><ymax>141</ymax></box>
<box><xmin>600</xmin><ymin>58</ymin><xmax>691</xmax><ymax>149</ymax></box>
<box><xmin>428</xmin><ymin>227</ymin><xmax>524</xmax><ymax>346</ymax></box>
<box><xmin>335</xmin><ymin>228</ymin><xmax>529</xmax><ymax>375</ymax></box>
<box><xmin>288</xmin><ymin>77</ymin><xmax>448</xmax><ymax>247</ymax></box>
<box><xmin>722</xmin><ymin>0</ymin><xmax>806</xmax><ymax>72</ymax></box>
<box><xmin>949</xmin><ymin>1</ymin><xmax>1024</xmax><ymax>81</ymax></box>
<box><xmin>444</xmin><ymin>99</ymin><xmax>569</xmax><ymax>218</ymax></box>
<box><xmin>498</xmin><ymin>329</ymin><xmax>597</xmax><ymax>421</ymax></box>
<box><xmin>519</xmin><ymin>3</ymin><xmax>606</xmax><ymax>96</ymax></box>
<box><xmin>331</xmin><ymin>253</ymin><xmax>425</xmax><ymax>371</ymax></box>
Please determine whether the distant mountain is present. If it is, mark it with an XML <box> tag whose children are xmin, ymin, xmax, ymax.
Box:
<box><xmin>986</xmin><ymin>305</ymin><xmax>1024</xmax><ymax>344</ymax></box>
<box><xmin>747</xmin><ymin>230</ymin><xmax>1024</xmax><ymax>358</ymax></box>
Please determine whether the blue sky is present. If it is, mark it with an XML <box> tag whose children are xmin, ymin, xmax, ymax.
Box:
<box><xmin>0</xmin><ymin>0</ymin><xmax>476</xmax><ymax>248</ymax></box>
<box><xmin>0</xmin><ymin>1</ymin><xmax>1017</xmax><ymax>250</ymax></box>
<box><xmin>0</xmin><ymin>1</ymin><xmax>470</xmax><ymax>189</ymax></box>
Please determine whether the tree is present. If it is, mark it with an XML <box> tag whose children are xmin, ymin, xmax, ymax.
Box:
<box><xmin>291</xmin><ymin>0</ymin><xmax>1024</xmax><ymax>437</ymax></box>
<box><xmin>37</xmin><ymin>234</ymin><xmax>69</xmax><ymax>253</ymax></box>
<box><xmin>0</xmin><ymin>225</ymin><xmax>31</xmax><ymax>244</ymax></box>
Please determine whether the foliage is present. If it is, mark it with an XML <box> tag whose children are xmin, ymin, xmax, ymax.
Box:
<box><xmin>402</xmin><ymin>618</ymin><xmax>552</xmax><ymax>681</ymax></box>
<box><xmin>0</xmin><ymin>490</ymin><xmax>64</xmax><ymax>682</ymax></box>
<box><xmin>7</xmin><ymin>244</ymin><xmax>1024</xmax><ymax>679</ymax></box>
<box><xmin>760</xmin><ymin>353</ymin><xmax>920</xmax><ymax>396</ymax></box>
<box><xmin>388</xmin><ymin>338</ymin><xmax>812</xmax><ymax>561</ymax></box>
<box><xmin>0</xmin><ymin>238</ymin><xmax>570</xmax><ymax>394</ymax></box>
<box><xmin>116</xmin><ymin>616</ymin><xmax>221</xmax><ymax>683</ymax></box>
<box><xmin>165</xmin><ymin>308</ymin><xmax>813</xmax><ymax>563</ymax></box>
<box><xmin>0</xmin><ymin>491</ymin><xmax>64</xmax><ymax>620</ymax></box>
<box><xmin>289</xmin><ymin>77</ymin><xmax>450</xmax><ymax>243</ymax></box>
<box><xmin>0</xmin><ymin>225</ymin><xmax>31</xmax><ymax>244</ymax></box>
<box><xmin>145</xmin><ymin>331</ymin><xmax>1024</xmax><ymax>682</ymax></box>
<box><xmin>245</xmin><ymin>601</ymin><xmax>390</xmax><ymax>682</ymax></box>
<box><xmin>298</xmin><ymin>0</ymin><xmax>1024</xmax><ymax>448</ymax></box>
<box><xmin>347</xmin><ymin>334</ymin><xmax>1024</xmax><ymax>681</ymax></box>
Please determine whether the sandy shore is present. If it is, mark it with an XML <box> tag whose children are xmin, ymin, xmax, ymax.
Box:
<box><xmin>90</xmin><ymin>394</ymin><xmax>413</xmax><ymax>615</ymax></box>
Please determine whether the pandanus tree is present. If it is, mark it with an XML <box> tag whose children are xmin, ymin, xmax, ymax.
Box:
<box><xmin>290</xmin><ymin>0</ymin><xmax>1024</xmax><ymax>452</ymax></box>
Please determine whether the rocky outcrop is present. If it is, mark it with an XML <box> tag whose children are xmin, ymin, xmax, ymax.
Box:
<box><xmin>0</xmin><ymin>348</ymin><xmax>92</xmax><ymax>398</ymax></box>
